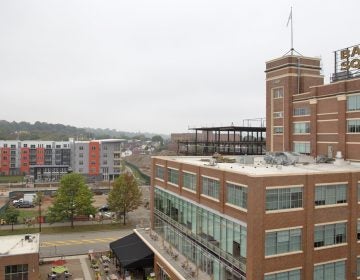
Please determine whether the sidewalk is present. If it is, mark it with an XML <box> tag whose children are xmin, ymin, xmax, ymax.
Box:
<box><xmin>0</xmin><ymin>219</ymin><xmax>118</xmax><ymax>231</ymax></box>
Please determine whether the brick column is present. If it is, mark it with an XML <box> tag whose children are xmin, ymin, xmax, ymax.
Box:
<box><xmin>309</xmin><ymin>99</ymin><xmax>318</xmax><ymax>157</ymax></box>
<box><xmin>337</xmin><ymin>95</ymin><xmax>347</xmax><ymax>158</ymax></box>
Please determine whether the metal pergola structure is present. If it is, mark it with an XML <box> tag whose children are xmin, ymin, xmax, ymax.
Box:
<box><xmin>177</xmin><ymin>124</ymin><xmax>266</xmax><ymax>156</ymax></box>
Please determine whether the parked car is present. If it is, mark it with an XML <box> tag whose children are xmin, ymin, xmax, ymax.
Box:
<box><xmin>15</xmin><ymin>201</ymin><xmax>34</xmax><ymax>208</ymax></box>
<box><xmin>12</xmin><ymin>198</ymin><xmax>24</xmax><ymax>205</ymax></box>
<box><xmin>98</xmin><ymin>205</ymin><xmax>110</xmax><ymax>212</ymax></box>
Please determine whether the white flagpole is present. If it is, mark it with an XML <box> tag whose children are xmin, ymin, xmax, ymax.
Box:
<box><xmin>286</xmin><ymin>7</ymin><xmax>294</xmax><ymax>55</ymax></box>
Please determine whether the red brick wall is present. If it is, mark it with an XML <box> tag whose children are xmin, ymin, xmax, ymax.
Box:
<box><xmin>0</xmin><ymin>253</ymin><xmax>39</xmax><ymax>280</ymax></box>
<box><xmin>1</xmin><ymin>147</ymin><xmax>10</xmax><ymax>175</ymax></box>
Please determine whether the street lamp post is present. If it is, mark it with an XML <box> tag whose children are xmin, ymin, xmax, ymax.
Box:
<box><xmin>36</xmin><ymin>191</ymin><xmax>43</xmax><ymax>233</ymax></box>
<box><xmin>38</xmin><ymin>197</ymin><xmax>42</xmax><ymax>232</ymax></box>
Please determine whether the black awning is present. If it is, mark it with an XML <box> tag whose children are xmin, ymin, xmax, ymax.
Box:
<box><xmin>110</xmin><ymin>233</ymin><xmax>154</xmax><ymax>269</ymax></box>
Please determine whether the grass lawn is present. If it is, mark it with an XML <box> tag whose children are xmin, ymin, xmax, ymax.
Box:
<box><xmin>18</xmin><ymin>209</ymin><xmax>38</xmax><ymax>221</ymax></box>
<box><xmin>0</xmin><ymin>222</ymin><xmax>130</xmax><ymax>236</ymax></box>
<box><xmin>0</xmin><ymin>175</ymin><xmax>24</xmax><ymax>183</ymax></box>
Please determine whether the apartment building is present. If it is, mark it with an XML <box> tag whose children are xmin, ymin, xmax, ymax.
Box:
<box><xmin>71</xmin><ymin>139</ymin><xmax>122</xmax><ymax>181</ymax></box>
<box><xmin>0</xmin><ymin>139</ymin><xmax>124</xmax><ymax>180</ymax></box>
<box><xmin>0</xmin><ymin>140</ymin><xmax>70</xmax><ymax>177</ymax></box>
<box><xmin>133</xmin><ymin>44</ymin><xmax>360</xmax><ymax>280</ymax></box>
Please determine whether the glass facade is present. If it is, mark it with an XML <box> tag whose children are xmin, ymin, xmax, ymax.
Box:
<box><xmin>347</xmin><ymin>94</ymin><xmax>360</xmax><ymax>111</ymax></box>
<box><xmin>226</xmin><ymin>183</ymin><xmax>247</xmax><ymax>209</ymax></box>
<box><xmin>156</xmin><ymin>165</ymin><xmax>164</xmax><ymax>180</ymax></box>
<box><xmin>202</xmin><ymin>177</ymin><xmax>220</xmax><ymax>199</ymax></box>
<box><xmin>167</xmin><ymin>168</ymin><xmax>179</xmax><ymax>186</ymax></box>
<box><xmin>5</xmin><ymin>264</ymin><xmax>28</xmax><ymax>280</ymax></box>
<box><xmin>266</xmin><ymin>187</ymin><xmax>303</xmax><ymax>211</ymax></box>
<box><xmin>313</xmin><ymin>260</ymin><xmax>345</xmax><ymax>280</ymax></box>
<box><xmin>293</xmin><ymin>122</ymin><xmax>310</xmax><ymax>134</ymax></box>
<box><xmin>183</xmin><ymin>172</ymin><xmax>197</xmax><ymax>192</ymax></box>
<box><xmin>314</xmin><ymin>222</ymin><xmax>347</xmax><ymax>248</ymax></box>
<box><xmin>264</xmin><ymin>269</ymin><xmax>301</xmax><ymax>280</ymax></box>
<box><xmin>265</xmin><ymin>228</ymin><xmax>302</xmax><ymax>256</ymax></box>
<box><xmin>154</xmin><ymin>187</ymin><xmax>246</xmax><ymax>280</ymax></box>
<box><xmin>314</xmin><ymin>184</ymin><xmax>347</xmax><ymax>206</ymax></box>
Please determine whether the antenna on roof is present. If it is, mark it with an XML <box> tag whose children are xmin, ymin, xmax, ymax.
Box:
<box><xmin>283</xmin><ymin>7</ymin><xmax>302</xmax><ymax>56</ymax></box>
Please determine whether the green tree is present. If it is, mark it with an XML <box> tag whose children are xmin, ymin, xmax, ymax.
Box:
<box><xmin>108</xmin><ymin>172</ymin><xmax>142</xmax><ymax>225</ymax></box>
<box><xmin>4</xmin><ymin>206</ymin><xmax>20</xmax><ymax>231</ymax></box>
<box><xmin>47</xmin><ymin>173</ymin><xmax>96</xmax><ymax>228</ymax></box>
<box><xmin>151</xmin><ymin>135</ymin><xmax>164</xmax><ymax>146</ymax></box>
<box><xmin>33</xmin><ymin>191</ymin><xmax>44</xmax><ymax>232</ymax></box>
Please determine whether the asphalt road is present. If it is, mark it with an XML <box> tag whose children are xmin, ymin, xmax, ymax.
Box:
<box><xmin>39</xmin><ymin>228</ymin><xmax>133</xmax><ymax>258</ymax></box>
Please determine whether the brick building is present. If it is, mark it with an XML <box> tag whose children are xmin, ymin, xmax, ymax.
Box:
<box><xmin>266</xmin><ymin>44</ymin><xmax>360</xmax><ymax>160</ymax></box>
<box><xmin>134</xmin><ymin>44</ymin><xmax>360</xmax><ymax>280</ymax></box>
<box><xmin>0</xmin><ymin>234</ymin><xmax>40</xmax><ymax>280</ymax></box>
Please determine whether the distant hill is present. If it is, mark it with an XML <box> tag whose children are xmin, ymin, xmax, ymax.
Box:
<box><xmin>0</xmin><ymin>120</ymin><xmax>167</xmax><ymax>141</ymax></box>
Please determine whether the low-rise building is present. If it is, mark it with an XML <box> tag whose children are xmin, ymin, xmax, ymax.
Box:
<box><xmin>0</xmin><ymin>234</ymin><xmax>40</xmax><ymax>280</ymax></box>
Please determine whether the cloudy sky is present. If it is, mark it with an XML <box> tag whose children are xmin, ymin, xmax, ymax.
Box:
<box><xmin>0</xmin><ymin>0</ymin><xmax>358</xmax><ymax>135</ymax></box>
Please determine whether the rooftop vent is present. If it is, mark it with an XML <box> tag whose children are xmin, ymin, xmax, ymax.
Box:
<box><xmin>334</xmin><ymin>151</ymin><xmax>349</xmax><ymax>166</ymax></box>
<box><xmin>264</xmin><ymin>152</ymin><xmax>299</xmax><ymax>166</ymax></box>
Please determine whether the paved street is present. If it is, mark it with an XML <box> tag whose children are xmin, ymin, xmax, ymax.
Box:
<box><xmin>40</xmin><ymin>229</ymin><xmax>133</xmax><ymax>258</ymax></box>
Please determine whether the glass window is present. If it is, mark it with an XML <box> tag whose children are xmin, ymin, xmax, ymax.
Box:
<box><xmin>293</xmin><ymin>107</ymin><xmax>310</xmax><ymax>116</ymax></box>
<box><xmin>273</xmin><ymin>88</ymin><xmax>284</xmax><ymax>99</ymax></box>
<box><xmin>183</xmin><ymin>172</ymin><xmax>197</xmax><ymax>192</ymax></box>
<box><xmin>293</xmin><ymin>142</ymin><xmax>310</xmax><ymax>154</ymax></box>
<box><xmin>202</xmin><ymin>177</ymin><xmax>220</xmax><ymax>199</ymax></box>
<box><xmin>357</xmin><ymin>257</ymin><xmax>360</xmax><ymax>278</ymax></box>
<box><xmin>265</xmin><ymin>228</ymin><xmax>302</xmax><ymax>256</ymax></box>
<box><xmin>265</xmin><ymin>269</ymin><xmax>301</xmax><ymax>280</ymax></box>
<box><xmin>155</xmin><ymin>165</ymin><xmax>164</xmax><ymax>180</ymax></box>
<box><xmin>274</xmin><ymin>127</ymin><xmax>284</xmax><ymax>134</ymax></box>
<box><xmin>167</xmin><ymin>168</ymin><xmax>179</xmax><ymax>186</ymax></box>
<box><xmin>293</xmin><ymin>122</ymin><xmax>310</xmax><ymax>134</ymax></box>
<box><xmin>347</xmin><ymin>119</ymin><xmax>360</xmax><ymax>133</ymax></box>
<box><xmin>357</xmin><ymin>220</ymin><xmax>360</xmax><ymax>241</ymax></box>
<box><xmin>273</xmin><ymin>111</ymin><xmax>284</xmax><ymax>118</ymax></box>
<box><xmin>314</xmin><ymin>260</ymin><xmax>345</xmax><ymax>280</ymax></box>
<box><xmin>266</xmin><ymin>187</ymin><xmax>303</xmax><ymax>211</ymax></box>
<box><xmin>314</xmin><ymin>222</ymin><xmax>347</xmax><ymax>248</ymax></box>
<box><xmin>314</xmin><ymin>184</ymin><xmax>347</xmax><ymax>206</ymax></box>
<box><xmin>5</xmin><ymin>264</ymin><xmax>28</xmax><ymax>280</ymax></box>
<box><xmin>226</xmin><ymin>183</ymin><xmax>247</xmax><ymax>209</ymax></box>
<box><xmin>347</xmin><ymin>94</ymin><xmax>360</xmax><ymax>111</ymax></box>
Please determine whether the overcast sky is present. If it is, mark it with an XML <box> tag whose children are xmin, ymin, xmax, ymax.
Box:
<box><xmin>0</xmin><ymin>0</ymin><xmax>358</xmax><ymax>135</ymax></box>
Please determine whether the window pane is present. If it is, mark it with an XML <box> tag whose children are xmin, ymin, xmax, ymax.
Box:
<box><xmin>265</xmin><ymin>232</ymin><xmax>276</xmax><ymax>256</ymax></box>
<box><xmin>266</xmin><ymin>187</ymin><xmax>303</xmax><ymax>210</ymax></box>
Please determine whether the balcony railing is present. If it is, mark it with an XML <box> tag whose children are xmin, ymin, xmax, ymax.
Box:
<box><xmin>135</xmin><ymin>228</ymin><xmax>202</xmax><ymax>280</ymax></box>
<box><xmin>154</xmin><ymin>209</ymin><xmax>246</xmax><ymax>274</ymax></box>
